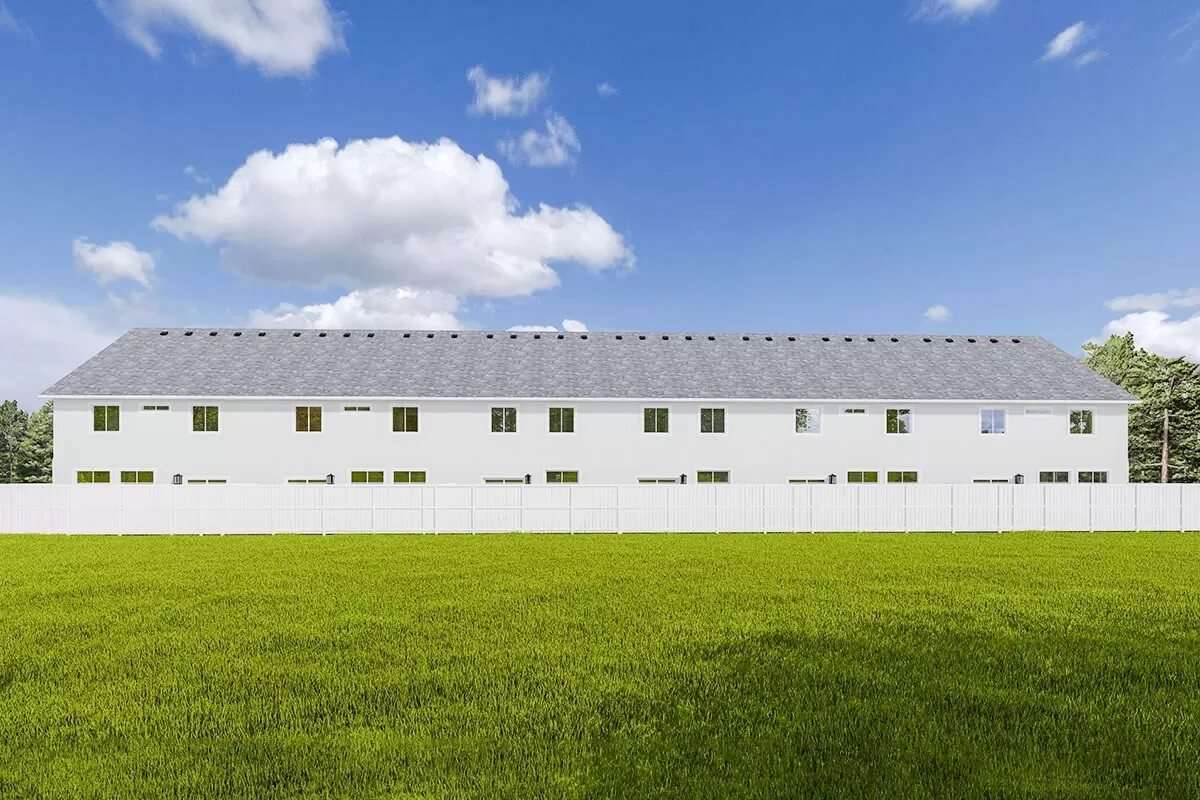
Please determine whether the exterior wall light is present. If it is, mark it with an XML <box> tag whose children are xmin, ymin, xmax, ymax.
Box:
<box><xmin>828</xmin><ymin>474</ymin><xmax>837</xmax><ymax>484</ymax></box>
<box><xmin>679</xmin><ymin>474</ymin><xmax>687</xmax><ymax>484</ymax></box>
<box><xmin>524</xmin><ymin>474</ymin><xmax>531</xmax><ymax>485</ymax></box>
<box><xmin>1014</xmin><ymin>474</ymin><xmax>1025</xmax><ymax>485</ymax></box>
<box><xmin>326</xmin><ymin>474</ymin><xmax>334</xmax><ymax>485</ymax></box>
<box><xmin>172</xmin><ymin>473</ymin><xmax>182</xmax><ymax>485</ymax></box>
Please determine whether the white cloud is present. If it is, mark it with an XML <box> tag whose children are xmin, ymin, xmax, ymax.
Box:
<box><xmin>466</xmin><ymin>65</ymin><xmax>548</xmax><ymax>117</ymax></box>
<box><xmin>1105</xmin><ymin>289</ymin><xmax>1200</xmax><ymax>313</ymax></box>
<box><xmin>97</xmin><ymin>0</ymin><xmax>344</xmax><ymax>76</ymax></box>
<box><xmin>1073</xmin><ymin>49</ymin><xmax>1106</xmax><ymax>68</ymax></box>
<box><xmin>1171</xmin><ymin>11</ymin><xmax>1200</xmax><ymax>39</ymax></box>
<box><xmin>1102</xmin><ymin>311</ymin><xmax>1200</xmax><ymax>362</ymax></box>
<box><xmin>915</xmin><ymin>0</ymin><xmax>998</xmax><ymax>22</ymax></box>
<box><xmin>923</xmin><ymin>304</ymin><xmax>951</xmax><ymax>322</ymax></box>
<box><xmin>0</xmin><ymin>294</ymin><xmax>117</xmax><ymax>409</ymax></box>
<box><xmin>248</xmin><ymin>287</ymin><xmax>463</xmax><ymax>329</ymax></box>
<box><xmin>596</xmin><ymin>81</ymin><xmax>618</xmax><ymax>97</ymax></box>
<box><xmin>0</xmin><ymin>1</ymin><xmax>33</xmax><ymax>39</ymax></box>
<box><xmin>72</xmin><ymin>238</ymin><xmax>156</xmax><ymax>287</ymax></box>
<box><xmin>499</xmin><ymin>112</ymin><xmax>581</xmax><ymax>168</ymax></box>
<box><xmin>1041</xmin><ymin>22</ymin><xmax>1095</xmax><ymax>62</ymax></box>
<box><xmin>507</xmin><ymin>318</ymin><xmax>588</xmax><ymax>333</ymax></box>
<box><xmin>154</xmin><ymin>136</ymin><xmax>630</xmax><ymax>298</ymax></box>
<box><xmin>183</xmin><ymin>165</ymin><xmax>210</xmax><ymax>184</ymax></box>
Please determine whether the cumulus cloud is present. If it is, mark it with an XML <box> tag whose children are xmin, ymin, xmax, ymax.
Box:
<box><xmin>507</xmin><ymin>319</ymin><xmax>588</xmax><ymax>333</ymax></box>
<box><xmin>1105</xmin><ymin>289</ymin><xmax>1200</xmax><ymax>313</ymax></box>
<box><xmin>499</xmin><ymin>112</ymin><xmax>581</xmax><ymax>168</ymax></box>
<box><xmin>248</xmin><ymin>287</ymin><xmax>463</xmax><ymax>329</ymax></box>
<box><xmin>97</xmin><ymin>0</ymin><xmax>344</xmax><ymax>76</ymax></box>
<box><xmin>915</xmin><ymin>0</ymin><xmax>998</xmax><ymax>21</ymax></box>
<box><xmin>73</xmin><ymin>238</ymin><xmax>156</xmax><ymax>287</ymax></box>
<box><xmin>0</xmin><ymin>294</ymin><xmax>117</xmax><ymax>408</ymax></box>
<box><xmin>923</xmin><ymin>304</ymin><xmax>951</xmax><ymax>322</ymax></box>
<box><xmin>596</xmin><ymin>81</ymin><xmax>618</xmax><ymax>97</ymax></box>
<box><xmin>1102</xmin><ymin>311</ymin><xmax>1200</xmax><ymax>362</ymax></box>
<box><xmin>1041</xmin><ymin>22</ymin><xmax>1095</xmax><ymax>62</ymax></box>
<box><xmin>153</xmin><ymin>136</ymin><xmax>631</xmax><ymax>297</ymax></box>
<box><xmin>467</xmin><ymin>65</ymin><xmax>548</xmax><ymax>117</ymax></box>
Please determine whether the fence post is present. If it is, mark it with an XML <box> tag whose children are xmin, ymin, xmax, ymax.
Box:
<box><xmin>903</xmin><ymin>485</ymin><xmax>909</xmax><ymax>534</ymax></box>
<box><xmin>470</xmin><ymin>485</ymin><xmax>476</xmax><ymax>535</ymax></box>
<box><xmin>616</xmin><ymin>485</ymin><xmax>622</xmax><ymax>534</ymax></box>
<box><xmin>1181</xmin><ymin>484</ymin><xmax>1186</xmax><ymax>533</ymax></box>
<box><xmin>950</xmin><ymin>486</ymin><xmax>956</xmax><ymax>534</ymax></box>
<box><xmin>568</xmin><ymin>485</ymin><xmax>573</xmax><ymax>534</ymax></box>
<box><xmin>1089</xmin><ymin>484</ymin><xmax>1094</xmax><ymax>533</ymax></box>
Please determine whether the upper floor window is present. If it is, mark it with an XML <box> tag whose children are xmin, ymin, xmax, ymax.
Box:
<box><xmin>142</xmin><ymin>405</ymin><xmax>169</xmax><ymax>412</ymax></box>
<box><xmin>93</xmin><ymin>405</ymin><xmax>119</xmax><ymax>432</ymax></box>
<box><xmin>980</xmin><ymin>409</ymin><xmax>1007</xmax><ymax>435</ymax></box>
<box><xmin>697</xmin><ymin>471</ymin><xmax>730</xmax><ymax>484</ymax></box>
<box><xmin>192</xmin><ymin>406</ymin><xmax>219</xmax><ymax>432</ymax></box>
<box><xmin>295</xmin><ymin>406</ymin><xmax>322</xmax><ymax>432</ymax></box>
<box><xmin>1040</xmin><ymin>471</ymin><xmax>1069</xmax><ymax>484</ymax></box>
<box><xmin>491</xmin><ymin>407</ymin><xmax>517</xmax><ymax>433</ymax></box>
<box><xmin>847</xmin><ymin>471</ymin><xmax>879</xmax><ymax>483</ymax></box>
<box><xmin>77</xmin><ymin>470</ymin><xmax>110</xmax><ymax>483</ymax></box>
<box><xmin>393</xmin><ymin>470</ymin><xmax>426</xmax><ymax>484</ymax></box>
<box><xmin>1069</xmin><ymin>410</ymin><xmax>1094</xmax><ymax>435</ymax></box>
<box><xmin>886</xmin><ymin>409</ymin><xmax>912</xmax><ymax>435</ymax></box>
<box><xmin>393</xmin><ymin>406</ymin><xmax>419</xmax><ymax>432</ymax></box>
<box><xmin>1078</xmin><ymin>471</ymin><xmax>1108</xmax><ymax>484</ymax></box>
<box><xmin>344</xmin><ymin>405</ymin><xmax>371</xmax><ymax>412</ymax></box>
<box><xmin>700</xmin><ymin>408</ymin><xmax>725</xmax><ymax>434</ymax></box>
<box><xmin>546</xmin><ymin>470</ymin><xmax>579</xmax><ymax>483</ymax></box>
<box><xmin>644</xmin><ymin>407</ymin><xmax>669</xmax><ymax>433</ymax></box>
<box><xmin>887</xmin><ymin>471</ymin><xmax>918</xmax><ymax>483</ymax></box>
<box><xmin>843</xmin><ymin>407</ymin><xmax>866</xmax><ymax>415</ymax></box>
<box><xmin>795</xmin><ymin>408</ymin><xmax>821</xmax><ymax>434</ymax></box>
<box><xmin>351</xmin><ymin>471</ymin><xmax>384</xmax><ymax>484</ymax></box>
<box><xmin>120</xmin><ymin>471</ymin><xmax>154</xmax><ymax>484</ymax></box>
<box><xmin>549</xmin><ymin>407</ymin><xmax>575</xmax><ymax>433</ymax></box>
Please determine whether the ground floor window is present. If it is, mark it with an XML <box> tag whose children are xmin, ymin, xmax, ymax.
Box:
<box><xmin>1078</xmin><ymin>471</ymin><xmax>1109</xmax><ymax>484</ymax></box>
<box><xmin>393</xmin><ymin>471</ymin><xmax>427</xmax><ymax>483</ymax></box>
<box><xmin>887</xmin><ymin>471</ymin><xmax>919</xmax><ymax>483</ymax></box>
<box><xmin>120</xmin><ymin>471</ymin><xmax>154</xmax><ymax>484</ymax></box>
<box><xmin>186</xmin><ymin>478</ymin><xmax>227</xmax><ymax>484</ymax></box>
<box><xmin>546</xmin><ymin>471</ymin><xmax>579</xmax><ymax>483</ymax></box>
<box><xmin>350</xmin><ymin>471</ymin><xmax>384</xmax><ymax>484</ymax></box>
<box><xmin>847</xmin><ymin>471</ymin><xmax>878</xmax><ymax>483</ymax></box>
<box><xmin>288</xmin><ymin>478</ymin><xmax>327</xmax><ymax>484</ymax></box>
<box><xmin>789</xmin><ymin>478</ymin><xmax>826</xmax><ymax>484</ymax></box>
<box><xmin>972</xmin><ymin>478</ymin><xmax>1010</xmax><ymax>484</ymax></box>
<box><xmin>485</xmin><ymin>477</ymin><xmax>524</xmax><ymax>485</ymax></box>
<box><xmin>697</xmin><ymin>471</ymin><xmax>730</xmax><ymax>484</ymax></box>
<box><xmin>77</xmin><ymin>471</ymin><xmax>110</xmax><ymax>483</ymax></box>
<box><xmin>1039</xmin><ymin>471</ymin><xmax>1070</xmax><ymax>484</ymax></box>
<box><xmin>638</xmin><ymin>478</ymin><xmax>678</xmax><ymax>484</ymax></box>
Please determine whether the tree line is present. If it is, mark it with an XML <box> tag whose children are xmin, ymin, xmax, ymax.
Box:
<box><xmin>0</xmin><ymin>336</ymin><xmax>1197</xmax><ymax>483</ymax></box>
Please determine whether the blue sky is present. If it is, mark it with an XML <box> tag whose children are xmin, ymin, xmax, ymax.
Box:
<box><xmin>2</xmin><ymin>0</ymin><xmax>1199</xmax><ymax>406</ymax></box>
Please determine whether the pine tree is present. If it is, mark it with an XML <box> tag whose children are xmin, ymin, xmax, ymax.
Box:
<box><xmin>15</xmin><ymin>401</ymin><xmax>53</xmax><ymax>484</ymax></box>
<box><xmin>0</xmin><ymin>400</ymin><xmax>29</xmax><ymax>483</ymax></box>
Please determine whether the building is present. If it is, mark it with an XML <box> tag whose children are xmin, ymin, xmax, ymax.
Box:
<box><xmin>43</xmin><ymin>329</ymin><xmax>1133</xmax><ymax>486</ymax></box>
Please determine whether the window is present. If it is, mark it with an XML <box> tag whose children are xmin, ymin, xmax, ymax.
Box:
<box><xmin>700</xmin><ymin>408</ymin><xmax>726</xmax><ymax>434</ymax></box>
<box><xmin>973</xmin><ymin>478</ymin><xmax>1010</xmax><ymax>484</ymax></box>
<box><xmin>1069</xmin><ymin>410</ymin><xmax>1094</xmax><ymax>435</ymax></box>
<box><xmin>1040</xmin><ymin>471</ymin><xmax>1070</xmax><ymax>484</ymax></box>
<box><xmin>350</xmin><ymin>471</ymin><xmax>384</xmax><ymax>484</ymax></box>
<box><xmin>76</xmin><ymin>470</ymin><xmax>110</xmax><ymax>483</ymax></box>
<box><xmin>143</xmin><ymin>405</ymin><xmax>169</xmax><ymax>412</ymax></box>
<box><xmin>192</xmin><ymin>406</ymin><xmax>219</xmax><ymax>432</ymax></box>
<box><xmin>886</xmin><ymin>409</ymin><xmax>912</xmax><ymax>435</ymax></box>
<box><xmin>93</xmin><ymin>405</ymin><xmax>119</xmax><ymax>432</ymax></box>
<box><xmin>393</xmin><ymin>471</ymin><xmax>427</xmax><ymax>484</ymax></box>
<box><xmin>697</xmin><ymin>471</ymin><xmax>730</xmax><ymax>483</ymax></box>
<box><xmin>980</xmin><ymin>409</ymin><xmax>1007</xmax><ymax>435</ymax></box>
<box><xmin>344</xmin><ymin>405</ymin><xmax>371</xmax><ymax>412</ymax></box>
<box><xmin>843</xmin><ymin>407</ymin><xmax>867</xmax><ymax>415</ymax></box>
<box><xmin>795</xmin><ymin>408</ymin><xmax>822</xmax><ymax>434</ymax></box>
<box><xmin>393</xmin><ymin>406</ymin><xmax>419</xmax><ymax>432</ymax></box>
<box><xmin>120</xmin><ymin>471</ymin><xmax>154</xmax><ymax>484</ymax></box>
<box><xmin>1079</xmin><ymin>471</ymin><xmax>1109</xmax><ymax>484</ymax></box>
<box><xmin>491</xmin><ymin>407</ymin><xmax>517</xmax><ymax>433</ymax></box>
<box><xmin>295</xmin><ymin>406</ymin><xmax>322</xmax><ymax>432</ymax></box>
<box><xmin>847</xmin><ymin>471</ymin><xmax>878</xmax><ymax>483</ymax></box>
<box><xmin>546</xmin><ymin>470</ymin><xmax>579</xmax><ymax>483</ymax></box>
<box><xmin>789</xmin><ymin>478</ymin><xmax>826</xmax><ymax>484</ymax></box>
<box><xmin>639</xmin><ymin>478</ymin><xmax>678</xmax><ymax>484</ymax></box>
<box><xmin>887</xmin><ymin>471</ymin><xmax>919</xmax><ymax>483</ymax></box>
<box><xmin>644</xmin><ymin>407</ymin><xmax>669</xmax><ymax>433</ymax></box>
<box><xmin>1025</xmin><ymin>407</ymin><xmax>1053</xmax><ymax>416</ymax></box>
<box><xmin>549</xmin><ymin>407</ymin><xmax>575</xmax><ymax>433</ymax></box>
<box><xmin>485</xmin><ymin>477</ymin><xmax>524</xmax><ymax>485</ymax></box>
<box><xmin>288</xmin><ymin>479</ymin><xmax>327</xmax><ymax>484</ymax></box>
<box><xmin>186</xmin><ymin>478</ymin><xmax>227</xmax><ymax>485</ymax></box>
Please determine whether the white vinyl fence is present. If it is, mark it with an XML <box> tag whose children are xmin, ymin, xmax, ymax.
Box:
<box><xmin>1</xmin><ymin>484</ymin><xmax>1199</xmax><ymax>534</ymax></box>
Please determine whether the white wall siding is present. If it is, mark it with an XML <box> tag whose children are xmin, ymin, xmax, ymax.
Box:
<box><xmin>52</xmin><ymin>398</ymin><xmax>1129</xmax><ymax>486</ymax></box>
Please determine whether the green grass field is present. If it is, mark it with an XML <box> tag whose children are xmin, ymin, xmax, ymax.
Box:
<box><xmin>1</xmin><ymin>534</ymin><xmax>1198</xmax><ymax>799</ymax></box>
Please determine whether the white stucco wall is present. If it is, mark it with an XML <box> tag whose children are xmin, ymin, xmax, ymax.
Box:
<box><xmin>51</xmin><ymin>398</ymin><xmax>1130</xmax><ymax>485</ymax></box>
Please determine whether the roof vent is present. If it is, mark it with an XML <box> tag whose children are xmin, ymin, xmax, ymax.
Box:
<box><xmin>615</xmin><ymin>334</ymin><xmax>623</xmax><ymax>340</ymax></box>
<box><xmin>742</xmin><ymin>336</ymin><xmax>750</xmax><ymax>341</ymax></box>
<box><xmin>866</xmin><ymin>337</ymin><xmax>875</xmax><ymax>343</ymax></box>
<box><xmin>403</xmin><ymin>333</ymin><xmax>411</xmax><ymax>338</ymax></box>
<box><xmin>945</xmin><ymin>338</ymin><xmax>954</xmax><ymax>343</ymax></box>
<box><xmin>922</xmin><ymin>337</ymin><xmax>932</xmax><ymax>343</ymax></box>
<box><xmin>557</xmin><ymin>334</ymin><xmax>564</xmax><ymax>339</ymax></box>
<box><xmin>509</xmin><ymin>334</ymin><xmax>517</xmax><ymax>339</ymax></box>
<box><xmin>638</xmin><ymin>335</ymin><xmax>646</xmax><ymax>340</ymax></box>
<box><xmin>292</xmin><ymin>332</ymin><xmax>301</xmax><ymax>337</ymax></box>
<box><xmin>184</xmin><ymin>331</ymin><xmax>194</xmax><ymax>336</ymax></box>
<box><xmin>765</xmin><ymin>336</ymin><xmax>774</xmax><ymax>342</ymax></box>
<box><xmin>1011</xmin><ymin>338</ymin><xmax>1021</xmax><ymax>343</ymax></box>
<box><xmin>685</xmin><ymin>335</ymin><xmax>693</xmax><ymax>341</ymax></box>
<box><xmin>318</xmin><ymin>332</ymin><xmax>326</xmax><ymax>337</ymax></box>
<box><xmin>821</xmin><ymin>337</ymin><xmax>830</xmax><ymax>342</ymax></box>
<box><xmin>890</xmin><ymin>337</ymin><xmax>899</xmax><ymax>343</ymax></box>
<box><xmin>989</xmin><ymin>338</ymin><xmax>999</xmax><ymax>343</ymax></box>
<box><xmin>707</xmin><ymin>336</ymin><xmax>715</xmax><ymax>341</ymax></box>
<box><xmin>258</xmin><ymin>332</ymin><xmax>267</xmax><ymax>337</ymax></box>
<box><xmin>426</xmin><ymin>333</ymin><xmax>434</xmax><ymax>338</ymax></box>
<box><xmin>366</xmin><ymin>333</ymin><xmax>375</xmax><ymax>338</ymax></box>
<box><xmin>844</xmin><ymin>337</ymin><xmax>853</xmax><ymax>342</ymax></box>
<box><xmin>580</xmin><ymin>334</ymin><xmax>588</xmax><ymax>340</ymax></box>
<box><xmin>159</xmin><ymin>331</ymin><xmax>168</xmax><ymax>336</ymax></box>
<box><xmin>451</xmin><ymin>333</ymin><xmax>459</xmax><ymax>338</ymax></box>
<box><xmin>233</xmin><ymin>331</ymin><xmax>242</xmax><ymax>337</ymax></box>
<box><xmin>533</xmin><ymin>334</ymin><xmax>541</xmax><ymax>340</ymax></box>
<box><xmin>967</xmin><ymin>338</ymin><xmax>976</xmax><ymax>343</ymax></box>
<box><xmin>662</xmin><ymin>335</ymin><xmax>669</xmax><ymax>341</ymax></box>
<box><xmin>342</xmin><ymin>333</ymin><xmax>350</xmax><ymax>338</ymax></box>
<box><xmin>209</xmin><ymin>331</ymin><xmax>218</xmax><ymax>336</ymax></box>
<box><xmin>486</xmin><ymin>333</ymin><xmax>494</xmax><ymax>339</ymax></box>
<box><xmin>787</xmin><ymin>336</ymin><xmax>796</xmax><ymax>342</ymax></box>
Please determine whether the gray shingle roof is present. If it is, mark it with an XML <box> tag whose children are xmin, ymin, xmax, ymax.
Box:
<box><xmin>43</xmin><ymin>328</ymin><xmax>1135</xmax><ymax>401</ymax></box>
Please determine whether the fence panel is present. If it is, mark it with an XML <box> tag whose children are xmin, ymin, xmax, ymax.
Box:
<box><xmin>2</xmin><ymin>483</ymin><xmax>1200</xmax><ymax>534</ymax></box>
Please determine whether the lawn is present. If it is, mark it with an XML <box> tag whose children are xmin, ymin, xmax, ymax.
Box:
<box><xmin>1</xmin><ymin>534</ymin><xmax>1198</xmax><ymax>799</ymax></box>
